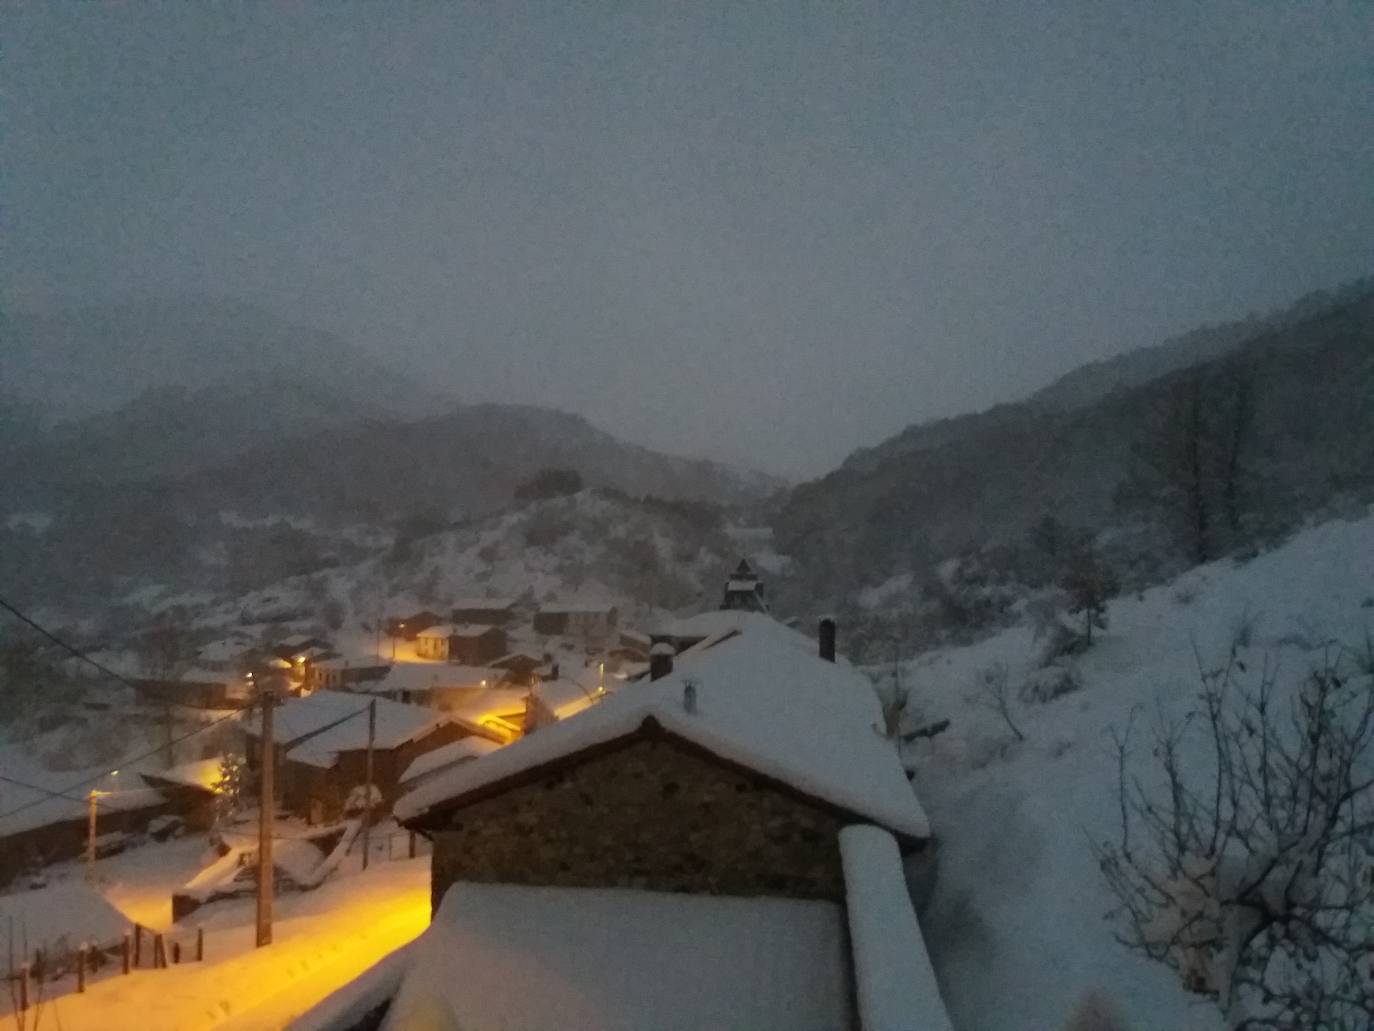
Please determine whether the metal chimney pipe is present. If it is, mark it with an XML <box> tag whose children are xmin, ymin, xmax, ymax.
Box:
<box><xmin>818</xmin><ymin>618</ymin><xmax>836</xmax><ymax>662</ymax></box>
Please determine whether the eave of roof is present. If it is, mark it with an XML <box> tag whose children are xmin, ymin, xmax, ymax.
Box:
<box><xmin>401</xmin><ymin>714</ymin><xmax>926</xmax><ymax>851</ymax></box>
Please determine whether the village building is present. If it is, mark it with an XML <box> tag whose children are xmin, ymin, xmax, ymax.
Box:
<box><xmin>488</xmin><ymin>650</ymin><xmax>544</xmax><ymax>686</ymax></box>
<box><xmin>313</xmin><ymin>655</ymin><xmax>392</xmax><ymax>691</ymax></box>
<box><xmin>270</xmin><ymin>635</ymin><xmax>334</xmax><ymax>663</ymax></box>
<box><xmin>193</xmin><ymin>633</ymin><xmax>256</xmax><ymax>673</ymax></box>
<box><xmin>450</xmin><ymin>597</ymin><xmax>521</xmax><ymax>627</ymax></box>
<box><xmin>413</xmin><ymin>623</ymin><xmax>508</xmax><ymax>665</ymax></box>
<box><xmin>532</xmin><ymin>603</ymin><xmax>619</xmax><ymax>645</ymax></box>
<box><xmin>384</xmin><ymin>611</ymin><xmax>442</xmax><ymax>640</ymax></box>
<box><xmin>0</xmin><ymin>773</ymin><xmax>190</xmax><ymax>888</ymax></box>
<box><xmin>301</xmin><ymin>611</ymin><xmax>952</xmax><ymax>1030</ymax></box>
<box><xmin>240</xmin><ymin>692</ymin><xmax>466</xmax><ymax>823</ymax></box>
<box><xmin>721</xmin><ymin>556</ymin><xmax>769</xmax><ymax>612</ymax></box>
<box><xmin>130</xmin><ymin>667</ymin><xmax>255</xmax><ymax>710</ymax></box>
<box><xmin>443</xmin><ymin>687</ymin><xmax>531</xmax><ymax>743</ymax></box>
<box><xmin>397</xmin><ymin>736</ymin><xmax>502</xmax><ymax>793</ymax></box>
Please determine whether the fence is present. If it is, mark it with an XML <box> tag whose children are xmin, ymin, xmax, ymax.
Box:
<box><xmin>350</xmin><ymin>828</ymin><xmax>430</xmax><ymax>864</ymax></box>
<box><xmin>7</xmin><ymin>922</ymin><xmax>207</xmax><ymax>1015</ymax></box>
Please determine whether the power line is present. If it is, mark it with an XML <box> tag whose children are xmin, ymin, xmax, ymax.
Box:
<box><xmin>0</xmin><ymin>594</ymin><xmax>149</xmax><ymax>694</ymax></box>
<box><xmin>0</xmin><ymin>704</ymin><xmax>249</xmax><ymax>825</ymax></box>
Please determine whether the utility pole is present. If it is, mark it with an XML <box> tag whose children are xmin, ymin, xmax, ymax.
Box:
<box><xmin>86</xmin><ymin>789</ymin><xmax>98</xmax><ymax>883</ymax></box>
<box><xmin>361</xmin><ymin>699</ymin><xmax>376</xmax><ymax>871</ymax></box>
<box><xmin>256</xmin><ymin>688</ymin><xmax>275</xmax><ymax>948</ymax></box>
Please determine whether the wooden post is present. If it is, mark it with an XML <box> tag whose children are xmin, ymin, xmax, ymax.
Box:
<box><xmin>18</xmin><ymin>962</ymin><xmax>29</xmax><ymax>1012</ymax></box>
<box><xmin>34</xmin><ymin>947</ymin><xmax>45</xmax><ymax>980</ymax></box>
<box><xmin>361</xmin><ymin>699</ymin><xmax>376</xmax><ymax>871</ymax></box>
<box><xmin>77</xmin><ymin>944</ymin><xmax>87</xmax><ymax>992</ymax></box>
<box><xmin>408</xmin><ymin>830</ymin><xmax>417</xmax><ymax>859</ymax></box>
<box><xmin>122</xmin><ymin>931</ymin><xmax>132</xmax><ymax>974</ymax></box>
<box><xmin>256</xmin><ymin>689</ymin><xmax>275</xmax><ymax>948</ymax></box>
<box><xmin>134</xmin><ymin>924</ymin><xmax>143</xmax><ymax>967</ymax></box>
<box><xmin>172</xmin><ymin>941</ymin><xmax>181</xmax><ymax>965</ymax></box>
<box><xmin>196</xmin><ymin>926</ymin><xmax>204</xmax><ymax>962</ymax></box>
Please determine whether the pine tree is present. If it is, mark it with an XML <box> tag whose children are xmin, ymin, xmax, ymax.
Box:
<box><xmin>1060</xmin><ymin>547</ymin><xmax>1119</xmax><ymax>644</ymax></box>
<box><xmin>213</xmin><ymin>753</ymin><xmax>246</xmax><ymax>825</ymax></box>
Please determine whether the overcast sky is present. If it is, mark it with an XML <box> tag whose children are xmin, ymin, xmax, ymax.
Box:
<box><xmin>6</xmin><ymin>3</ymin><xmax>1372</xmax><ymax>477</ymax></box>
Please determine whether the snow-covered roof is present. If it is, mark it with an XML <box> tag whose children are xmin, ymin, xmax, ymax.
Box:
<box><xmin>244</xmin><ymin>691</ymin><xmax>450</xmax><ymax>764</ymax></box>
<box><xmin>451</xmin><ymin>596</ymin><xmax>518</xmax><ymax>610</ymax></box>
<box><xmin>381</xmin><ymin>884</ymin><xmax>850</xmax><ymax>1031</ymax></box>
<box><xmin>840</xmin><ymin>825</ymin><xmax>955</xmax><ymax>1031</ymax></box>
<box><xmin>444</xmin><ymin>687</ymin><xmax>531</xmax><ymax>724</ymax></box>
<box><xmin>400</xmin><ymin>736</ymin><xmax>502</xmax><ymax>786</ymax></box>
<box><xmin>0</xmin><ymin>780</ymin><xmax>167</xmax><ymax>839</ymax></box>
<box><xmin>415</xmin><ymin>625</ymin><xmax>450</xmax><ymax>639</ymax></box>
<box><xmin>539</xmin><ymin>602</ymin><xmax>617</xmax><ymax>615</ymax></box>
<box><xmin>350</xmin><ymin>663</ymin><xmax>498</xmax><ymax>694</ymax></box>
<box><xmin>397</xmin><ymin>612</ymin><xmax>930</xmax><ymax>841</ymax></box>
<box><xmin>312</xmin><ymin>654</ymin><xmax>387</xmax><ymax>672</ymax></box>
<box><xmin>140</xmin><ymin>756</ymin><xmax>225</xmax><ymax>793</ymax></box>
<box><xmin>653</xmin><ymin>608</ymin><xmax>810</xmax><ymax>645</ymax></box>
<box><xmin>0</xmin><ymin>882</ymin><xmax>131</xmax><ymax>953</ymax></box>
<box><xmin>134</xmin><ymin>667</ymin><xmax>232</xmax><ymax>686</ymax></box>
<box><xmin>196</xmin><ymin>636</ymin><xmax>253</xmax><ymax>663</ymax></box>
<box><xmin>530</xmin><ymin>675</ymin><xmax>605</xmax><ymax>720</ymax></box>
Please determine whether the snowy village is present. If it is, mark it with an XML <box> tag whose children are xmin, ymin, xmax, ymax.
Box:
<box><xmin>5</xmin><ymin>5</ymin><xmax>1374</xmax><ymax>1031</ymax></box>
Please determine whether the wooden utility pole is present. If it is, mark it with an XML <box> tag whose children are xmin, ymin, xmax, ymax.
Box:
<box><xmin>86</xmin><ymin>789</ymin><xmax>98</xmax><ymax>882</ymax></box>
<box><xmin>256</xmin><ymin>689</ymin><xmax>275</xmax><ymax>948</ymax></box>
<box><xmin>361</xmin><ymin>699</ymin><xmax>376</xmax><ymax>871</ymax></box>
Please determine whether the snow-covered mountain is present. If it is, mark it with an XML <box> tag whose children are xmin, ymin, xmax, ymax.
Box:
<box><xmin>0</xmin><ymin>297</ymin><xmax>443</xmax><ymax>422</ymax></box>
<box><xmin>775</xmin><ymin>280</ymin><xmax>1374</xmax><ymax>615</ymax></box>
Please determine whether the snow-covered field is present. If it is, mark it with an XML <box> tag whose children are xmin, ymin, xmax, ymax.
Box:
<box><xmin>905</xmin><ymin>509</ymin><xmax>1374</xmax><ymax>1030</ymax></box>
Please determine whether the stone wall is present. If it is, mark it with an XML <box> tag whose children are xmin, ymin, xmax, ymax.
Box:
<box><xmin>428</xmin><ymin>736</ymin><xmax>847</xmax><ymax>913</ymax></box>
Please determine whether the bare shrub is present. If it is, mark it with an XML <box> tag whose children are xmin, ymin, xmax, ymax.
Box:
<box><xmin>1064</xmin><ymin>990</ymin><xmax>1132</xmax><ymax>1031</ymax></box>
<box><xmin>1020</xmin><ymin>664</ymin><xmax>1083</xmax><ymax>704</ymax></box>
<box><xmin>975</xmin><ymin>663</ymin><xmax>1024</xmax><ymax>742</ymax></box>
<box><xmin>1094</xmin><ymin>646</ymin><xmax>1374</xmax><ymax>1029</ymax></box>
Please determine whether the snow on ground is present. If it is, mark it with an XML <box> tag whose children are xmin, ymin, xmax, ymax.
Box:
<box><xmin>903</xmin><ymin>509</ymin><xmax>1374</xmax><ymax>1031</ymax></box>
<box><xmin>4</xmin><ymin>848</ymin><xmax>430</xmax><ymax>1031</ymax></box>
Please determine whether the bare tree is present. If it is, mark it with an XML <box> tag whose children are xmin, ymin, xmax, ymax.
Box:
<box><xmin>1137</xmin><ymin>375</ymin><xmax>1214</xmax><ymax>564</ymax></box>
<box><xmin>1218</xmin><ymin>363</ymin><xmax>1255</xmax><ymax>542</ymax></box>
<box><xmin>1095</xmin><ymin>645</ymin><xmax>1374</xmax><ymax>1029</ymax></box>
<box><xmin>1129</xmin><ymin>364</ymin><xmax>1257</xmax><ymax>564</ymax></box>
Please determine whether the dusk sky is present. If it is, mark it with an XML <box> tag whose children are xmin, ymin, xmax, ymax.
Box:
<box><xmin>7</xmin><ymin>2</ymin><xmax>1372</xmax><ymax>477</ymax></box>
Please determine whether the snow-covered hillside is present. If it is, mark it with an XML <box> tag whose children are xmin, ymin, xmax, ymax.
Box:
<box><xmin>182</xmin><ymin>489</ymin><xmax>748</xmax><ymax>636</ymax></box>
<box><xmin>902</xmin><ymin>509</ymin><xmax>1374</xmax><ymax>1031</ymax></box>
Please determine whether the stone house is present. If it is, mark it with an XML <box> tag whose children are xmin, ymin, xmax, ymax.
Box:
<box><xmin>294</xmin><ymin>612</ymin><xmax>953</xmax><ymax>1031</ymax></box>
<box><xmin>398</xmin><ymin>612</ymin><xmax>930</xmax><ymax>911</ymax></box>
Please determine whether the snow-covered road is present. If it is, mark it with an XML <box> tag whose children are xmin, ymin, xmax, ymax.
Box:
<box><xmin>29</xmin><ymin>856</ymin><xmax>430</xmax><ymax>1031</ymax></box>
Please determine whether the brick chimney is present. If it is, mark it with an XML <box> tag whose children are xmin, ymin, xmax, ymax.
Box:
<box><xmin>818</xmin><ymin>617</ymin><xmax>836</xmax><ymax>662</ymax></box>
<box><xmin>649</xmin><ymin>642</ymin><xmax>675</xmax><ymax>681</ymax></box>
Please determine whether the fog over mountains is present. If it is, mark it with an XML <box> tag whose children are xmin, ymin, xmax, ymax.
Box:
<box><xmin>2</xmin><ymin>279</ymin><xmax>1371</xmax><ymax>633</ymax></box>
